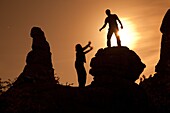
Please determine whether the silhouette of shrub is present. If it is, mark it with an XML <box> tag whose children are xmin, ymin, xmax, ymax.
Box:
<box><xmin>0</xmin><ymin>78</ymin><xmax>15</xmax><ymax>95</ymax></box>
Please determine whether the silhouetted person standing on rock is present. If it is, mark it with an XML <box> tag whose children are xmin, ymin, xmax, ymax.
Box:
<box><xmin>75</xmin><ymin>41</ymin><xmax>93</xmax><ymax>87</ymax></box>
<box><xmin>99</xmin><ymin>9</ymin><xmax>123</xmax><ymax>47</ymax></box>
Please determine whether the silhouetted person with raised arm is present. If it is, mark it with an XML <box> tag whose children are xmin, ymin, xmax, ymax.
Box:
<box><xmin>99</xmin><ymin>9</ymin><xmax>123</xmax><ymax>47</ymax></box>
<box><xmin>75</xmin><ymin>41</ymin><xmax>93</xmax><ymax>87</ymax></box>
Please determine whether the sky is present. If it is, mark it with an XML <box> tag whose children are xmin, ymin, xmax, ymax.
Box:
<box><xmin>0</xmin><ymin>0</ymin><xmax>170</xmax><ymax>86</ymax></box>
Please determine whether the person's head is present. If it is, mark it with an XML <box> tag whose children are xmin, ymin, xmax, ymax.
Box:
<box><xmin>105</xmin><ymin>9</ymin><xmax>111</xmax><ymax>16</ymax></box>
<box><xmin>75</xmin><ymin>44</ymin><xmax>82</xmax><ymax>52</ymax></box>
<box><xmin>30</xmin><ymin>27</ymin><xmax>45</xmax><ymax>38</ymax></box>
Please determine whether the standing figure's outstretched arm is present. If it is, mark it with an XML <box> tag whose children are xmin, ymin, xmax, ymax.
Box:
<box><xmin>117</xmin><ymin>16</ymin><xmax>123</xmax><ymax>29</ymax></box>
<box><xmin>99</xmin><ymin>19</ymin><xmax>107</xmax><ymax>31</ymax></box>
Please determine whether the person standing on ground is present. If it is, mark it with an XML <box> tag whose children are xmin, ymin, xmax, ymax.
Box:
<box><xmin>75</xmin><ymin>41</ymin><xmax>93</xmax><ymax>87</ymax></box>
<box><xmin>99</xmin><ymin>9</ymin><xmax>123</xmax><ymax>47</ymax></box>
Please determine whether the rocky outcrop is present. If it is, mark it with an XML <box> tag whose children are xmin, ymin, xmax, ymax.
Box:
<box><xmin>140</xmin><ymin>9</ymin><xmax>170</xmax><ymax>113</ymax></box>
<box><xmin>0</xmin><ymin>27</ymin><xmax>57</xmax><ymax>113</ymax></box>
<box><xmin>13</xmin><ymin>27</ymin><xmax>56</xmax><ymax>86</ymax></box>
<box><xmin>86</xmin><ymin>47</ymin><xmax>149</xmax><ymax>112</ymax></box>
<box><xmin>89</xmin><ymin>46</ymin><xmax>146</xmax><ymax>87</ymax></box>
<box><xmin>0</xmin><ymin>28</ymin><xmax>149</xmax><ymax>113</ymax></box>
<box><xmin>155</xmin><ymin>9</ymin><xmax>170</xmax><ymax>73</ymax></box>
<box><xmin>140</xmin><ymin>73</ymin><xmax>170</xmax><ymax>113</ymax></box>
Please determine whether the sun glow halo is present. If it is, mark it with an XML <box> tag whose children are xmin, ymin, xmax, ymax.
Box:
<box><xmin>111</xmin><ymin>18</ymin><xmax>138</xmax><ymax>49</ymax></box>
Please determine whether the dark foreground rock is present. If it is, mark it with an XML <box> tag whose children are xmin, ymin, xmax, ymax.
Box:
<box><xmin>140</xmin><ymin>9</ymin><xmax>170</xmax><ymax>113</ymax></box>
<box><xmin>140</xmin><ymin>73</ymin><xmax>170</xmax><ymax>113</ymax></box>
<box><xmin>0</xmin><ymin>46</ymin><xmax>149</xmax><ymax>113</ymax></box>
<box><xmin>0</xmin><ymin>83</ymin><xmax>149</xmax><ymax>113</ymax></box>
<box><xmin>0</xmin><ymin>28</ymin><xmax>149</xmax><ymax>113</ymax></box>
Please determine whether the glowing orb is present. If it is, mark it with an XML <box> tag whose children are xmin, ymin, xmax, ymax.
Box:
<box><xmin>110</xmin><ymin>18</ymin><xmax>139</xmax><ymax>49</ymax></box>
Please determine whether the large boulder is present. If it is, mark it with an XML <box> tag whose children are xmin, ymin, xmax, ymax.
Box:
<box><xmin>89</xmin><ymin>46</ymin><xmax>146</xmax><ymax>86</ymax></box>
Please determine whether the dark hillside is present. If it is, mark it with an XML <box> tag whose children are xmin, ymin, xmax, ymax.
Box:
<box><xmin>0</xmin><ymin>27</ymin><xmax>148</xmax><ymax>113</ymax></box>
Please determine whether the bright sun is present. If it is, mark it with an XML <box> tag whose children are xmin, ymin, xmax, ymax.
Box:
<box><xmin>110</xmin><ymin>18</ymin><xmax>139</xmax><ymax>49</ymax></box>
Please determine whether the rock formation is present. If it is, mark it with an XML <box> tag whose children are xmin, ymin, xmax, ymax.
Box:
<box><xmin>89</xmin><ymin>46</ymin><xmax>146</xmax><ymax>87</ymax></box>
<box><xmin>155</xmin><ymin>9</ymin><xmax>170</xmax><ymax>73</ymax></box>
<box><xmin>140</xmin><ymin>9</ymin><xmax>170</xmax><ymax>113</ymax></box>
<box><xmin>0</xmin><ymin>27</ymin><xmax>57</xmax><ymax>113</ymax></box>
<box><xmin>13</xmin><ymin>27</ymin><xmax>56</xmax><ymax>86</ymax></box>
<box><xmin>87</xmin><ymin>46</ymin><xmax>148</xmax><ymax>113</ymax></box>
<box><xmin>0</xmin><ymin>28</ymin><xmax>149</xmax><ymax>113</ymax></box>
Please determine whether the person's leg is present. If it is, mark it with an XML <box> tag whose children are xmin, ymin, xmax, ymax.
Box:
<box><xmin>107</xmin><ymin>30</ymin><xmax>113</xmax><ymax>47</ymax></box>
<box><xmin>75</xmin><ymin>63</ymin><xmax>82</xmax><ymax>87</ymax></box>
<box><xmin>80</xmin><ymin>66</ymin><xmax>86</xmax><ymax>87</ymax></box>
<box><xmin>76</xmin><ymin>64</ymin><xmax>86</xmax><ymax>87</ymax></box>
<box><xmin>76</xmin><ymin>69</ymin><xmax>81</xmax><ymax>87</ymax></box>
<box><xmin>115</xmin><ymin>32</ymin><xmax>121</xmax><ymax>47</ymax></box>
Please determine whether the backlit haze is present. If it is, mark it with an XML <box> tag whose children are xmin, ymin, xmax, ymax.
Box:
<box><xmin>0</xmin><ymin>0</ymin><xmax>170</xmax><ymax>86</ymax></box>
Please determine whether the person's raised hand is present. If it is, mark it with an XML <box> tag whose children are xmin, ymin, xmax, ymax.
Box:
<box><xmin>88</xmin><ymin>41</ymin><xmax>91</xmax><ymax>45</ymax></box>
